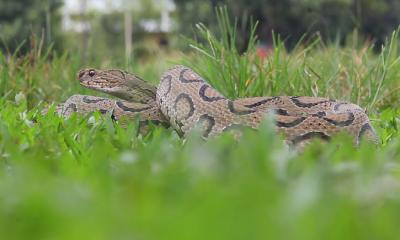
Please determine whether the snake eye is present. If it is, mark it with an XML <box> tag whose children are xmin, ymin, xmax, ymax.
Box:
<box><xmin>88</xmin><ymin>70</ymin><xmax>95</xmax><ymax>77</ymax></box>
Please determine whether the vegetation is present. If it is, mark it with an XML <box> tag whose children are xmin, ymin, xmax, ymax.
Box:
<box><xmin>0</xmin><ymin>0</ymin><xmax>63</xmax><ymax>54</ymax></box>
<box><xmin>3</xmin><ymin>0</ymin><xmax>400</xmax><ymax>57</ymax></box>
<box><xmin>178</xmin><ymin>8</ymin><xmax>400</xmax><ymax>113</ymax></box>
<box><xmin>176</xmin><ymin>0</ymin><xmax>400</xmax><ymax>50</ymax></box>
<box><xmin>1</xmin><ymin>6</ymin><xmax>400</xmax><ymax>240</ymax></box>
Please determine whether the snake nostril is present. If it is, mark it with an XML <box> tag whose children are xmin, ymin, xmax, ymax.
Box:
<box><xmin>78</xmin><ymin>70</ymin><xmax>85</xmax><ymax>80</ymax></box>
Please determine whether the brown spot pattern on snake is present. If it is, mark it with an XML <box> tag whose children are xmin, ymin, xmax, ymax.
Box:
<box><xmin>99</xmin><ymin>109</ymin><xmax>108</xmax><ymax>114</ymax></box>
<box><xmin>82</xmin><ymin>96</ymin><xmax>108</xmax><ymax>104</ymax></box>
<box><xmin>198</xmin><ymin>84</ymin><xmax>225</xmax><ymax>102</ymax></box>
<box><xmin>228</xmin><ymin>101</ymin><xmax>256</xmax><ymax>115</ymax></box>
<box><xmin>244</xmin><ymin>97</ymin><xmax>280</xmax><ymax>108</ymax></box>
<box><xmin>291</xmin><ymin>132</ymin><xmax>331</xmax><ymax>145</ymax></box>
<box><xmin>276</xmin><ymin>117</ymin><xmax>307</xmax><ymax>128</ymax></box>
<box><xmin>290</xmin><ymin>96</ymin><xmax>332</xmax><ymax>108</ymax></box>
<box><xmin>312</xmin><ymin>112</ymin><xmax>326</xmax><ymax>117</ymax></box>
<box><xmin>139</xmin><ymin>120</ymin><xmax>170</xmax><ymax>129</ymax></box>
<box><xmin>178</xmin><ymin>68</ymin><xmax>203</xmax><ymax>83</ymax></box>
<box><xmin>358</xmin><ymin>123</ymin><xmax>375</xmax><ymax>143</ymax></box>
<box><xmin>174</xmin><ymin>93</ymin><xmax>195</xmax><ymax>120</ymax></box>
<box><xmin>116</xmin><ymin>101</ymin><xmax>152</xmax><ymax>112</ymax></box>
<box><xmin>161</xmin><ymin>75</ymin><xmax>172</xmax><ymax>97</ymax></box>
<box><xmin>65</xmin><ymin>103</ymin><xmax>77</xmax><ymax>112</ymax></box>
<box><xmin>197</xmin><ymin>114</ymin><xmax>216</xmax><ymax>137</ymax></box>
<box><xmin>274</xmin><ymin>108</ymin><xmax>289</xmax><ymax>116</ymax></box>
<box><xmin>322</xmin><ymin>112</ymin><xmax>355</xmax><ymax>127</ymax></box>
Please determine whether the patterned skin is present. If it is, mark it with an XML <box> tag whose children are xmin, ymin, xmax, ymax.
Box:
<box><xmin>51</xmin><ymin>66</ymin><xmax>379</xmax><ymax>146</ymax></box>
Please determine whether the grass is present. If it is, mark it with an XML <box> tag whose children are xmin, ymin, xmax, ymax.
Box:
<box><xmin>182</xmin><ymin>8</ymin><xmax>400</xmax><ymax>111</ymax></box>
<box><xmin>1</xmin><ymin>8</ymin><xmax>400</xmax><ymax>240</ymax></box>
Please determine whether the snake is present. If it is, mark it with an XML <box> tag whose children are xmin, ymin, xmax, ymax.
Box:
<box><xmin>51</xmin><ymin>65</ymin><xmax>379</xmax><ymax>146</ymax></box>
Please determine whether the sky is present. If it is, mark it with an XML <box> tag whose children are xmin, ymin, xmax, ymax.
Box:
<box><xmin>62</xmin><ymin>0</ymin><xmax>175</xmax><ymax>14</ymax></box>
<box><xmin>61</xmin><ymin>0</ymin><xmax>175</xmax><ymax>32</ymax></box>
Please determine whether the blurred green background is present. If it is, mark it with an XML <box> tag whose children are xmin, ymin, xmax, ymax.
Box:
<box><xmin>2</xmin><ymin>0</ymin><xmax>400</xmax><ymax>61</ymax></box>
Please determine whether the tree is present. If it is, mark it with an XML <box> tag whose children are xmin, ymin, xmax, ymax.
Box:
<box><xmin>0</xmin><ymin>0</ymin><xmax>63</xmax><ymax>54</ymax></box>
<box><xmin>173</xmin><ymin>0</ymin><xmax>400</xmax><ymax>50</ymax></box>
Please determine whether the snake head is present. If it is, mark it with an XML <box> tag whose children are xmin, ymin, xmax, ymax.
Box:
<box><xmin>78</xmin><ymin>68</ymin><xmax>125</xmax><ymax>90</ymax></box>
<box><xmin>77</xmin><ymin>68</ymin><xmax>157</xmax><ymax>104</ymax></box>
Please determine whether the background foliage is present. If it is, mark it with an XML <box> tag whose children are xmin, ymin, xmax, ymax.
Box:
<box><xmin>0</xmin><ymin>0</ymin><xmax>63</xmax><ymax>54</ymax></box>
<box><xmin>2</xmin><ymin>0</ymin><xmax>400</xmax><ymax>56</ymax></box>
<box><xmin>175</xmin><ymin>0</ymin><xmax>400</xmax><ymax>50</ymax></box>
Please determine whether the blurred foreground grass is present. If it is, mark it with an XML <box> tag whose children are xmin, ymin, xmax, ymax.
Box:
<box><xmin>1</xmin><ymin>13</ymin><xmax>400</xmax><ymax>239</ymax></box>
<box><xmin>0</xmin><ymin>98</ymin><xmax>399</xmax><ymax>239</ymax></box>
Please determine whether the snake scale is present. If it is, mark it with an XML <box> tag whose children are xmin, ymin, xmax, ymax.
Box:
<box><xmin>52</xmin><ymin>65</ymin><xmax>378</xmax><ymax>146</ymax></box>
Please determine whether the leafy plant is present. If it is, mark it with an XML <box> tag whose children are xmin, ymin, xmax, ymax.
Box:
<box><xmin>182</xmin><ymin>7</ymin><xmax>400</xmax><ymax>110</ymax></box>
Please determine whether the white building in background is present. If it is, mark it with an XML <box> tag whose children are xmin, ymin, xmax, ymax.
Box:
<box><xmin>61</xmin><ymin>0</ymin><xmax>176</xmax><ymax>33</ymax></box>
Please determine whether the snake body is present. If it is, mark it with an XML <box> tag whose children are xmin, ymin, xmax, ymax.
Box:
<box><xmin>54</xmin><ymin>65</ymin><xmax>378</xmax><ymax>146</ymax></box>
